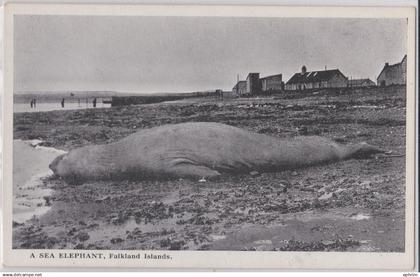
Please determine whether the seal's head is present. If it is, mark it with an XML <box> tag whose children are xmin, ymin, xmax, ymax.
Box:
<box><xmin>49</xmin><ymin>154</ymin><xmax>66</xmax><ymax>175</ymax></box>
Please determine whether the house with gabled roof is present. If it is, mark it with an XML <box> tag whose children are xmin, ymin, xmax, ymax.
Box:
<box><xmin>377</xmin><ymin>55</ymin><xmax>407</xmax><ymax>86</ymax></box>
<box><xmin>285</xmin><ymin>66</ymin><xmax>348</xmax><ymax>91</ymax></box>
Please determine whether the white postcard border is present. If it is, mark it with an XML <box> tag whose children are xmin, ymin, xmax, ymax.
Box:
<box><xmin>2</xmin><ymin>3</ymin><xmax>417</xmax><ymax>270</ymax></box>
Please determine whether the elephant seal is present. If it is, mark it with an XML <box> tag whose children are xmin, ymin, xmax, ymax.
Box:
<box><xmin>49</xmin><ymin>122</ymin><xmax>383</xmax><ymax>184</ymax></box>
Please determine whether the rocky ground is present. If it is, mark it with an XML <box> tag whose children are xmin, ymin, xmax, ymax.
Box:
<box><xmin>13</xmin><ymin>86</ymin><xmax>407</xmax><ymax>251</ymax></box>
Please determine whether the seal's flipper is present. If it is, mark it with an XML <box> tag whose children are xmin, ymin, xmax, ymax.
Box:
<box><xmin>168</xmin><ymin>164</ymin><xmax>221</xmax><ymax>179</ymax></box>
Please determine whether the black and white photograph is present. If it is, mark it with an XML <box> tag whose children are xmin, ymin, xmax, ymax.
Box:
<box><xmin>2</xmin><ymin>3</ymin><xmax>416</xmax><ymax>270</ymax></box>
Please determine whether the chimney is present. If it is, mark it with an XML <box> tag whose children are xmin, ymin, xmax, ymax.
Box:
<box><xmin>301</xmin><ymin>65</ymin><xmax>307</xmax><ymax>74</ymax></box>
<box><xmin>385</xmin><ymin>62</ymin><xmax>389</xmax><ymax>67</ymax></box>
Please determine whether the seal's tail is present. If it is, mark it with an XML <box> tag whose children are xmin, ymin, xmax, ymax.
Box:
<box><xmin>349</xmin><ymin>142</ymin><xmax>385</xmax><ymax>159</ymax></box>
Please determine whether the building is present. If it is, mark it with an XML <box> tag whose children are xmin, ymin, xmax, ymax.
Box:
<box><xmin>260</xmin><ymin>74</ymin><xmax>283</xmax><ymax>91</ymax></box>
<box><xmin>347</xmin><ymin>78</ymin><xmax>376</xmax><ymax>88</ymax></box>
<box><xmin>377</xmin><ymin>55</ymin><xmax>407</xmax><ymax>86</ymax></box>
<box><xmin>232</xmin><ymin>80</ymin><xmax>247</xmax><ymax>95</ymax></box>
<box><xmin>234</xmin><ymin>72</ymin><xmax>284</xmax><ymax>96</ymax></box>
<box><xmin>285</xmin><ymin>66</ymin><xmax>348</xmax><ymax>90</ymax></box>
<box><xmin>246</xmin><ymin>73</ymin><xmax>261</xmax><ymax>94</ymax></box>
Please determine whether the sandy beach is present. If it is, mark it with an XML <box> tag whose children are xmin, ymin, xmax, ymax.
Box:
<box><xmin>12</xmin><ymin>86</ymin><xmax>406</xmax><ymax>251</ymax></box>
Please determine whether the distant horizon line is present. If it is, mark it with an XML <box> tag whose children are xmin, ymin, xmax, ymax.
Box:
<box><xmin>14</xmin><ymin>89</ymin><xmax>227</xmax><ymax>95</ymax></box>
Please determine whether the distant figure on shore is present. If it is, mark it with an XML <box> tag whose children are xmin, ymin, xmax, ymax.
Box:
<box><xmin>61</xmin><ymin>98</ymin><xmax>65</xmax><ymax>108</ymax></box>
<box><xmin>30</xmin><ymin>100</ymin><xmax>33</xmax><ymax>108</ymax></box>
<box><xmin>93</xmin><ymin>98</ymin><xmax>97</xmax><ymax>108</ymax></box>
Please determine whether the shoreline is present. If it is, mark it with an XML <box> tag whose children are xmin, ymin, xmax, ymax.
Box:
<box><xmin>12</xmin><ymin>87</ymin><xmax>407</xmax><ymax>251</ymax></box>
<box><xmin>13</xmin><ymin>140</ymin><xmax>66</xmax><ymax>224</ymax></box>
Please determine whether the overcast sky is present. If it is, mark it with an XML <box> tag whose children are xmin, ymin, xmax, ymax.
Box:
<box><xmin>14</xmin><ymin>15</ymin><xmax>407</xmax><ymax>93</ymax></box>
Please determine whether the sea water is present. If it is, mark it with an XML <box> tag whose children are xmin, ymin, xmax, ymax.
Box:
<box><xmin>14</xmin><ymin>102</ymin><xmax>112</xmax><ymax>113</ymax></box>
<box><xmin>13</xmin><ymin>140</ymin><xmax>67</xmax><ymax>223</ymax></box>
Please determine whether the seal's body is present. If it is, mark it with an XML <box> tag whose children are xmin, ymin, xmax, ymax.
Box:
<box><xmin>49</xmin><ymin>122</ymin><xmax>382</xmax><ymax>184</ymax></box>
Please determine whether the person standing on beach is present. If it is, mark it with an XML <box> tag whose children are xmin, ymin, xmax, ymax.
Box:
<box><xmin>30</xmin><ymin>99</ymin><xmax>33</xmax><ymax>108</ymax></box>
<box><xmin>61</xmin><ymin>98</ymin><xmax>65</xmax><ymax>108</ymax></box>
<box><xmin>93</xmin><ymin>98</ymin><xmax>97</xmax><ymax>108</ymax></box>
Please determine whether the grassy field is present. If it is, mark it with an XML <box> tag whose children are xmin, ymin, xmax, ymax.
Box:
<box><xmin>13</xmin><ymin>86</ymin><xmax>407</xmax><ymax>251</ymax></box>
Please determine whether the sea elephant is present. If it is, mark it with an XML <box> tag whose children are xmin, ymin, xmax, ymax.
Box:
<box><xmin>49</xmin><ymin>122</ymin><xmax>383</xmax><ymax>184</ymax></box>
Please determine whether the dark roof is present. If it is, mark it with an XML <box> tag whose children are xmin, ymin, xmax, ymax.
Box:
<box><xmin>377</xmin><ymin>55</ymin><xmax>407</xmax><ymax>80</ymax></box>
<box><xmin>260</xmin><ymin>73</ymin><xmax>282</xmax><ymax>80</ymax></box>
<box><xmin>286</xmin><ymin>69</ymin><xmax>346</xmax><ymax>85</ymax></box>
